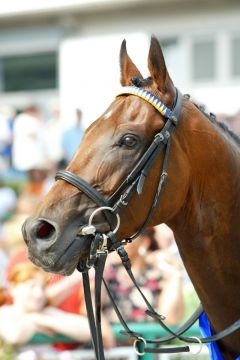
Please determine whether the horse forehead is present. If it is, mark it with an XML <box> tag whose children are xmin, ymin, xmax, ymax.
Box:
<box><xmin>111</xmin><ymin>96</ymin><xmax>153</xmax><ymax>124</ymax></box>
<box><xmin>87</xmin><ymin>95</ymin><xmax>153</xmax><ymax>139</ymax></box>
<box><xmin>121</xmin><ymin>95</ymin><xmax>148</xmax><ymax>114</ymax></box>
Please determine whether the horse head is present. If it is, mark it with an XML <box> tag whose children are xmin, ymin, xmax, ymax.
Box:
<box><xmin>22</xmin><ymin>37</ymin><xmax>191</xmax><ymax>275</ymax></box>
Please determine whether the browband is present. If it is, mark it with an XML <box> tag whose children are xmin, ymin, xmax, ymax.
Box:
<box><xmin>117</xmin><ymin>86</ymin><xmax>172</xmax><ymax>118</ymax></box>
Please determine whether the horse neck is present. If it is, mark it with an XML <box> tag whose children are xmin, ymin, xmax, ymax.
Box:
<box><xmin>168</xmin><ymin>106</ymin><xmax>240</xmax><ymax>356</ymax></box>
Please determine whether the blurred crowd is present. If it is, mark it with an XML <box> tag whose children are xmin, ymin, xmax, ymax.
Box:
<box><xmin>0</xmin><ymin>102</ymin><xmax>239</xmax><ymax>359</ymax></box>
<box><xmin>0</xmin><ymin>103</ymin><xmax>84</xmax><ymax>173</ymax></box>
<box><xmin>0</xmin><ymin>103</ymin><xmax>87</xmax><ymax>359</ymax></box>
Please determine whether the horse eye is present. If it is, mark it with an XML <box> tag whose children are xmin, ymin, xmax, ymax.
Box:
<box><xmin>121</xmin><ymin>134</ymin><xmax>138</xmax><ymax>148</ymax></box>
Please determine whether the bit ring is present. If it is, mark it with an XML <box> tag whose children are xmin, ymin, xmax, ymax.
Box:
<box><xmin>133</xmin><ymin>337</ymin><xmax>147</xmax><ymax>356</ymax></box>
<box><xmin>89</xmin><ymin>206</ymin><xmax>120</xmax><ymax>234</ymax></box>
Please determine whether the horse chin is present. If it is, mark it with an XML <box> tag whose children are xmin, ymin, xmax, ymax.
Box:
<box><xmin>27</xmin><ymin>234</ymin><xmax>92</xmax><ymax>276</ymax></box>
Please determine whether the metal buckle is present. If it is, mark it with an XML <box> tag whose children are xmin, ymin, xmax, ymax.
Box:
<box><xmin>98</xmin><ymin>234</ymin><xmax>108</xmax><ymax>252</ymax></box>
<box><xmin>120</xmin><ymin>194</ymin><xmax>129</xmax><ymax>206</ymax></box>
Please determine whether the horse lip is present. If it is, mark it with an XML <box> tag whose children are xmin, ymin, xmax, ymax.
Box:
<box><xmin>28</xmin><ymin>233</ymin><xmax>92</xmax><ymax>275</ymax></box>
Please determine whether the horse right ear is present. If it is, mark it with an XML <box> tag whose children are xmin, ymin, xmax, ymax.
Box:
<box><xmin>120</xmin><ymin>39</ymin><xmax>143</xmax><ymax>86</ymax></box>
<box><xmin>148</xmin><ymin>36</ymin><xmax>173</xmax><ymax>94</ymax></box>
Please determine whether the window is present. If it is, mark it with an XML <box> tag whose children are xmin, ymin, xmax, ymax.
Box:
<box><xmin>157</xmin><ymin>37</ymin><xmax>182</xmax><ymax>84</ymax></box>
<box><xmin>0</xmin><ymin>52</ymin><xmax>57</xmax><ymax>92</ymax></box>
<box><xmin>192</xmin><ymin>40</ymin><xmax>216</xmax><ymax>81</ymax></box>
<box><xmin>160</xmin><ymin>38</ymin><xmax>178</xmax><ymax>53</ymax></box>
<box><xmin>232</xmin><ymin>36</ymin><xmax>240</xmax><ymax>77</ymax></box>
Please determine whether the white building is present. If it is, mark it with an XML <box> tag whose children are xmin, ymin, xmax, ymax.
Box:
<box><xmin>0</xmin><ymin>0</ymin><xmax>240</xmax><ymax>128</ymax></box>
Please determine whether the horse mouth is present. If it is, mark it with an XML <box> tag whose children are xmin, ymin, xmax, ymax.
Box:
<box><xmin>27</xmin><ymin>234</ymin><xmax>93</xmax><ymax>275</ymax></box>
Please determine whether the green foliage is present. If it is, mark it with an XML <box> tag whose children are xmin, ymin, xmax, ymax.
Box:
<box><xmin>0</xmin><ymin>342</ymin><xmax>14</xmax><ymax>360</ymax></box>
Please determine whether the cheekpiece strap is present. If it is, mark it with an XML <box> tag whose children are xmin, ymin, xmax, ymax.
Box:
<box><xmin>117</xmin><ymin>86</ymin><xmax>172</xmax><ymax>119</ymax></box>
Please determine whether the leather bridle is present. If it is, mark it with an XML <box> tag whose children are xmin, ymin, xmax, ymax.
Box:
<box><xmin>56</xmin><ymin>86</ymin><xmax>183</xmax><ymax>243</ymax></box>
<box><xmin>55</xmin><ymin>86</ymin><xmax>240</xmax><ymax>359</ymax></box>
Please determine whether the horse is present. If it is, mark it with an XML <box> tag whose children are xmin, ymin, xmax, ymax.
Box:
<box><xmin>22</xmin><ymin>37</ymin><xmax>240</xmax><ymax>359</ymax></box>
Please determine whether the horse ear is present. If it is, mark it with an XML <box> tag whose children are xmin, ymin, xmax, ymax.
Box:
<box><xmin>120</xmin><ymin>39</ymin><xmax>143</xmax><ymax>86</ymax></box>
<box><xmin>148</xmin><ymin>36</ymin><xmax>173</xmax><ymax>93</ymax></box>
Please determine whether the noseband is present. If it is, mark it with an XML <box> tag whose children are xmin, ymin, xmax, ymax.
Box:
<box><xmin>55</xmin><ymin>87</ymin><xmax>240</xmax><ymax>359</ymax></box>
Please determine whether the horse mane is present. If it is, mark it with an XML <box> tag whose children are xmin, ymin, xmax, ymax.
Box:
<box><xmin>131</xmin><ymin>76</ymin><xmax>240</xmax><ymax>147</ymax></box>
<box><xmin>131</xmin><ymin>76</ymin><xmax>152</xmax><ymax>87</ymax></box>
<box><xmin>193</xmin><ymin>101</ymin><xmax>240</xmax><ymax>147</ymax></box>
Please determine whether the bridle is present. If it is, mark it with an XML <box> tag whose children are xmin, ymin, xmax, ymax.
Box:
<box><xmin>56</xmin><ymin>86</ymin><xmax>182</xmax><ymax>243</ymax></box>
<box><xmin>55</xmin><ymin>86</ymin><xmax>240</xmax><ymax>359</ymax></box>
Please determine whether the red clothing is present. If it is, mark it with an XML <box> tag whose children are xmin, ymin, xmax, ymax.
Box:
<box><xmin>5</xmin><ymin>248</ymin><xmax>83</xmax><ymax>350</ymax></box>
<box><xmin>47</xmin><ymin>274</ymin><xmax>83</xmax><ymax>350</ymax></box>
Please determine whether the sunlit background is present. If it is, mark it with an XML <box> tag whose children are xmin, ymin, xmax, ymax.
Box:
<box><xmin>0</xmin><ymin>0</ymin><xmax>240</xmax><ymax>128</ymax></box>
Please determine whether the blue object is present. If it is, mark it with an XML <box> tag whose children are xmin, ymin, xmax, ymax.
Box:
<box><xmin>199</xmin><ymin>312</ymin><xmax>240</xmax><ymax>360</ymax></box>
<box><xmin>62</xmin><ymin>126</ymin><xmax>84</xmax><ymax>162</ymax></box>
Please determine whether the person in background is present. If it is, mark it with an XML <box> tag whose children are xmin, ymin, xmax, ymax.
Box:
<box><xmin>0</xmin><ymin>249</ymin><xmax>115</xmax><ymax>350</ymax></box>
<box><xmin>0</xmin><ymin>227</ymin><xmax>8</xmax><ymax>285</ymax></box>
<box><xmin>0</xmin><ymin>107</ymin><xmax>14</xmax><ymax>170</ymax></box>
<box><xmin>153</xmin><ymin>224</ymin><xmax>200</xmax><ymax>320</ymax></box>
<box><xmin>17</xmin><ymin>168</ymin><xmax>48</xmax><ymax>212</ymax></box>
<box><xmin>61</xmin><ymin>108</ymin><xmax>84</xmax><ymax>163</ymax></box>
<box><xmin>44</xmin><ymin>103</ymin><xmax>64</xmax><ymax>168</ymax></box>
<box><xmin>0</xmin><ymin>179</ymin><xmax>17</xmax><ymax>223</ymax></box>
<box><xmin>12</xmin><ymin>105</ymin><xmax>48</xmax><ymax>173</ymax></box>
<box><xmin>103</xmin><ymin>227</ymin><xmax>185</xmax><ymax>328</ymax></box>
<box><xmin>154</xmin><ymin>223</ymin><xmax>175</xmax><ymax>250</ymax></box>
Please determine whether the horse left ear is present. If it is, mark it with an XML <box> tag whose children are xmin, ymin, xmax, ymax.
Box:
<box><xmin>120</xmin><ymin>39</ymin><xmax>143</xmax><ymax>86</ymax></box>
<box><xmin>148</xmin><ymin>36</ymin><xmax>174</xmax><ymax>94</ymax></box>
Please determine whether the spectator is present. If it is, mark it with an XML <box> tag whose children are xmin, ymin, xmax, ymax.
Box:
<box><xmin>17</xmin><ymin>168</ymin><xmax>48</xmax><ymax>211</ymax></box>
<box><xmin>103</xmin><ymin>227</ymin><xmax>185</xmax><ymax>328</ymax></box>
<box><xmin>0</xmin><ymin>249</ymin><xmax>115</xmax><ymax>351</ymax></box>
<box><xmin>0</xmin><ymin>107</ymin><xmax>13</xmax><ymax>170</ymax></box>
<box><xmin>61</xmin><ymin>108</ymin><xmax>84</xmax><ymax>163</ymax></box>
<box><xmin>12</xmin><ymin>105</ymin><xmax>49</xmax><ymax>172</ymax></box>
<box><xmin>0</xmin><ymin>261</ymin><xmax>50</xmax><ymax>345</ymax></box>
<box><xmin>0</xmin><ymin>180</ymin><xmax>17</xmax><ymax>222</ymax></box>
<box><xmin>154</xmin><ymin>223</ymin><xmax>175</xmax><ymax>250</ymax></box>
<box><xmin>44</xmin><ymin>103</ymin><xmax>64</xmax><ymax>167</ymax></box>
<box><xmin>0</xmin><ymin>226</ymin><xmax>8</xmax><ymax>285</ymax></box>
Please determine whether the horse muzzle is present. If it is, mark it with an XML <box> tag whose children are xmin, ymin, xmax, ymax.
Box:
<box><xmin>22</xmin><ymin>217</ymin><xmax>92</xmax><ymax>274</ymax></box>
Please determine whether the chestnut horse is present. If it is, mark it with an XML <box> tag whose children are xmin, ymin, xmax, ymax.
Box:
<box><xmin>23</xmin><ymin>37</ymin><xmax>240</xmax><ymax>359</ymax></box>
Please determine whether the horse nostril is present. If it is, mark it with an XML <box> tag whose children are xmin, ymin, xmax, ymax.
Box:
<box><xmin>35</xmin><ymin>220</ymin><xmax>56</xmax><ymax>240</ymax></box>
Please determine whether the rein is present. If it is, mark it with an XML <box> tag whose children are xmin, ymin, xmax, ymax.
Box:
<box><xmin>55</xmin><ymin>86</ymin><xmax>240</xmax><ymax>359</ymax></box>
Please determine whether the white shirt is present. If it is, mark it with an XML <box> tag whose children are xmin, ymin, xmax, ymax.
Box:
<box><xmin>12</xmin><ymin>113</ymin><xmax>49</xmax><ymax>171</ymax></box>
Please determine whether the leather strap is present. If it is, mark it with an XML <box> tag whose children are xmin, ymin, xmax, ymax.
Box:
<box><xmin>104</xmin><ymin>233</ymin><xmax>240</xmax><ymax>353</ymax></box>
<box><xmin>55</xmin><ymin>170</ymin><xmax>116</xmax><ymax>229</ymax></box>
<box><xmin>56</xmin><ymin>170</ymin><xmax>109</xmax><ymax>207</ymax></box>
<box><xmin>82</xmin><ymin>249</ymin><xmax>107</xmax><ymax>360</ymax></box>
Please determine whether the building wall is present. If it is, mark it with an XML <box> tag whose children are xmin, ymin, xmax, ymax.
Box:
<box><xmin>0</xmin><ymin>0</ymin><xmax>240</xmax><ymax>127</ymax></box>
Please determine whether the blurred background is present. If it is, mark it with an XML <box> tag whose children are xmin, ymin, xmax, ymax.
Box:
<box><xmin>0</xmin><ymin>0</ymin><xmax>240</xmax><ymax>359</ymax></box>
<box><xmin>0</xmin><ymin>0</ymin><xmax>240</xmax><ymax>128</ymax></box>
